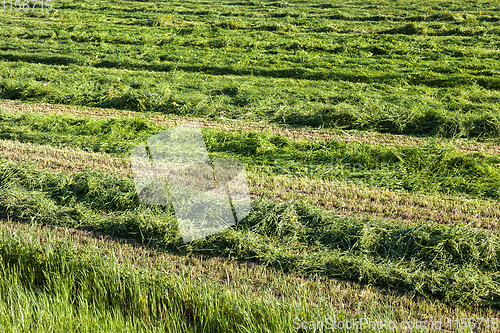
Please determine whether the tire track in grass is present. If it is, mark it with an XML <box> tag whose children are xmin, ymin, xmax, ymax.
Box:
<box><xmin>1</xmin><ymin>99</ymin><xmax>499</xmax><ymax>155</ymax></box>
<box><xmin>1</xmin><ymin>139</ymin><xmax>499</xmax><ymax>229</ymax></box>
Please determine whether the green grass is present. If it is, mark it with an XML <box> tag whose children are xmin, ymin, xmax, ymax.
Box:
<box><xmin>1</xmin><ymin>0</ymin><xmax>500</xmax><ymax>330</ymax></box>
<box><xmin>0</xmin><ymin>230</ymin><xmax>297</xmax><ymax>332</ymax></box>
<box><xmin>1</xmin><ymin>0</ymin><xmax>500</xmax><ymax>137</ymax></box>
<box><xmin>0</xmin><ymin>161</ymin><xmax>499</xmax><ymax>311</ymax></box>
<box><xmin>3</xmin><ymin>222</ymin><xmax>499</xmax><ymax>333</ymax></box>
<box><xmin>0</xmin><ymin>109</ymin><xmax>499</xmax><ymax>201</ymax></box>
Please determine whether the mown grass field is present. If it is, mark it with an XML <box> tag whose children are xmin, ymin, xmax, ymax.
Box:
<box><xmin>0</xmin><ymin>0</ymin><xmax>500</xmax><ymax>331</ymax></box>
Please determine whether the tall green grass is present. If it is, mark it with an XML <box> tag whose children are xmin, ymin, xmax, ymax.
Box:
<box><xmin>0</xmin><ymin>231</ymin><xmax>298</xmax><ymax>332</ymax></box>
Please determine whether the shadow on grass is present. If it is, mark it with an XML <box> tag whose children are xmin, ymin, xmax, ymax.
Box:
<box><xmin>0</xmin><ymin>54</ymin><xmax>80</xmax><ymax>66</ymax></box>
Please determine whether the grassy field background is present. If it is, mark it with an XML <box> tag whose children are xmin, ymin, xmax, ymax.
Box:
<box><xmin>1</xmin><ymin>0</ymin><xmax>500</xmax><ymax>331</ymax></box>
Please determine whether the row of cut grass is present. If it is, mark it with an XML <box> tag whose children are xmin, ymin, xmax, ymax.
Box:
<box><xmin>0</xmin><ymin>110</ymin><xmax>498</xmax><ymax>202</ymax></box>
<box><xmin>1</xmin><ymin>138</ymin><xmax>500</xmax><ymax>227</ymax></box>
<box><xmin>0</xmin><ymin>162</ymin><xmax>499</xmax><ymax>309</ymax></box>
<box><xmin>1</xmin><ymin>0</ymin><xmax>500</xmax><ymax>137</ymax></box>
<box><xmin>2</xmin><ymin>100</ymin><xmax>499</xmax><ymax>155</ymax></box>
